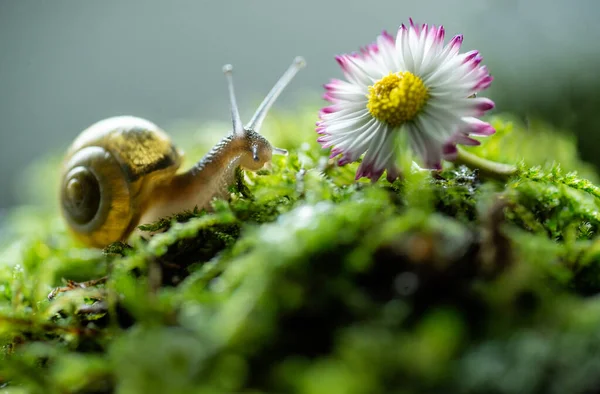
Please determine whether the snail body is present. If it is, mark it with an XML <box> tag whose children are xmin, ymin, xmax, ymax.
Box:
<box><xmin>60</xmin><ymin>57</ymin><xmax>305</xmax><ymax>248</ymax></box>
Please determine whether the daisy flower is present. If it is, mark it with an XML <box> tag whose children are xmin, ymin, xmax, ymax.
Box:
<box><xmin>316</xmin><ymin>19</ymin><xmax>496</xmax><ymax>182</ymax></box>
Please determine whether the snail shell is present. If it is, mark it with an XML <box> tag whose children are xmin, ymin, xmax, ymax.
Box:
<box><xmin>60</xmin><ymin>116</ymin><xmax>182</xmax><ymax>247</ymax></box>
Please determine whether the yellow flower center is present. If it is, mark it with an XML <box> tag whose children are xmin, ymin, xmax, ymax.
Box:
<box><xmin>366</xmin><ymin>72</ymin><xmax>429</xmax><ymax>127</ymax></box>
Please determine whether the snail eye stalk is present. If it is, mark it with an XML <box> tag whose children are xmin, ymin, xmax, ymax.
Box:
<box><xmin>222</xmin><ymin>64</ymin><xmax>245</xmax><ymax>137</ymax></box>
<box><xmin>246</xmin><ymin>56</ymin><xmax>306</xmax><ymax>133</ymax></box>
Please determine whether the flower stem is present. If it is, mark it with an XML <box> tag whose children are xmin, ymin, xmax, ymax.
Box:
<box><xmin>454</xmin><ymin>147</ymin><xmax>517</xmax><ymax>181</ymax></box>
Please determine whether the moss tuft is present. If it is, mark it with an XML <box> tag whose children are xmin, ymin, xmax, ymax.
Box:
<box><xmin>3</xmin><ymin>108</ymin><xmax>600</xmax><ymax>393</ymax></box>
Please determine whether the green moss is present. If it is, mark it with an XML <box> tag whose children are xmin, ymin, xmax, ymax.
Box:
<box><xmin>3</xmin><ymin>107</ymin><xmax>600</xmax><ymax>393</ymax></box>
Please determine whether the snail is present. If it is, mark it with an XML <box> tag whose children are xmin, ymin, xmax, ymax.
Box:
<box><xmin>60</xmin><ymin>57</ymin><xmax>306</xmax><ymax>248</ymax></box>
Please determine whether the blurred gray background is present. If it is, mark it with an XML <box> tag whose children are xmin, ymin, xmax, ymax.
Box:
<box><xmin>1</xmin><ymin>0</ymin><xmax>599</xmax><ymax>209</ymax></box>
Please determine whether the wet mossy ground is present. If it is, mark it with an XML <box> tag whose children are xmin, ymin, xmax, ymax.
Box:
<box><xmin>3</xmin><ymin>107</ymin><xmax>600</xmax><ymax>393</ymax></box>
